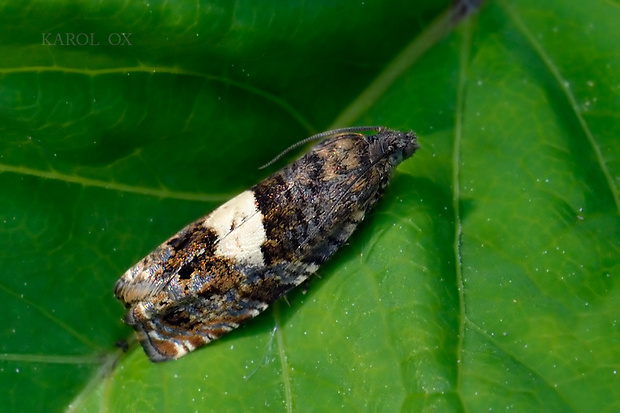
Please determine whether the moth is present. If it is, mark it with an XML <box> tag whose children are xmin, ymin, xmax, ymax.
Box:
<box><xmin>114</xmin><ymin>126</ymin><xmax>419</xmax><ymax>361</ymax></box>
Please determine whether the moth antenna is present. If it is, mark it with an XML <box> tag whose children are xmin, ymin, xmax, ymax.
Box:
<box><xmin>259</xmin><ymin>126</ymin><xmax>384</xmax><ymax>170</ymax></box>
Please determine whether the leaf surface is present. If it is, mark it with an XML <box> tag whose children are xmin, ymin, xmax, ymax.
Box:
<box><xmin>0</xmin><ymin>0</ymin><xmax>617</xmax><ymax>412</ymax></box>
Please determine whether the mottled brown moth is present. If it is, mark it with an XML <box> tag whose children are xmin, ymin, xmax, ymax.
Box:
<box><xmin>114</xmin><ymin>126</ymin><xmax>419</xmax><ymax>362</ymax></box>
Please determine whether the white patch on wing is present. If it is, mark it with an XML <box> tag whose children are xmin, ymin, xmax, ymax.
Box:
<box><xmin>173</xmin><ymin>342</ymin><xmax>188</xmax><ymax>359</ymax></box>
<box><xmin>248</xmin><ymin>308</ymin><xmax>261</xmax><ymax>317</ymax></box>
<box><xmin>305</xmin><ymin>263</ymin><xmax>320</xmax><ymax>273</ymax></box>
<box><xmin>204</xmin><ymin>190</ymin><xmax>266</xmax><ymax>267</ymax></box>
<box><xmin>182</xmin><ymin>340</ymin><xmax>195</xmax><ymax>352</ymax></box>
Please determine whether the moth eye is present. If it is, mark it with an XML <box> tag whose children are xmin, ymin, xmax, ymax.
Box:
<box><xmin>389</xmin><ymin>151</ymin><xmax>404</xmax><ymax>165</ymax></box>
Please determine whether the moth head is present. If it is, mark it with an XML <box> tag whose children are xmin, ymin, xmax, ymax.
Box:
<box><xmin>373</xmin><ymin>129</ymin><xmax>419</xmax><ymax>167</ymax></box>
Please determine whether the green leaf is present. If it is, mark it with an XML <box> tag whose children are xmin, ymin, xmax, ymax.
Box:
<box><xmin>0</xmin><ymin>0</ymin><xmax>618</xmax><ymax>412</ymax></box>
